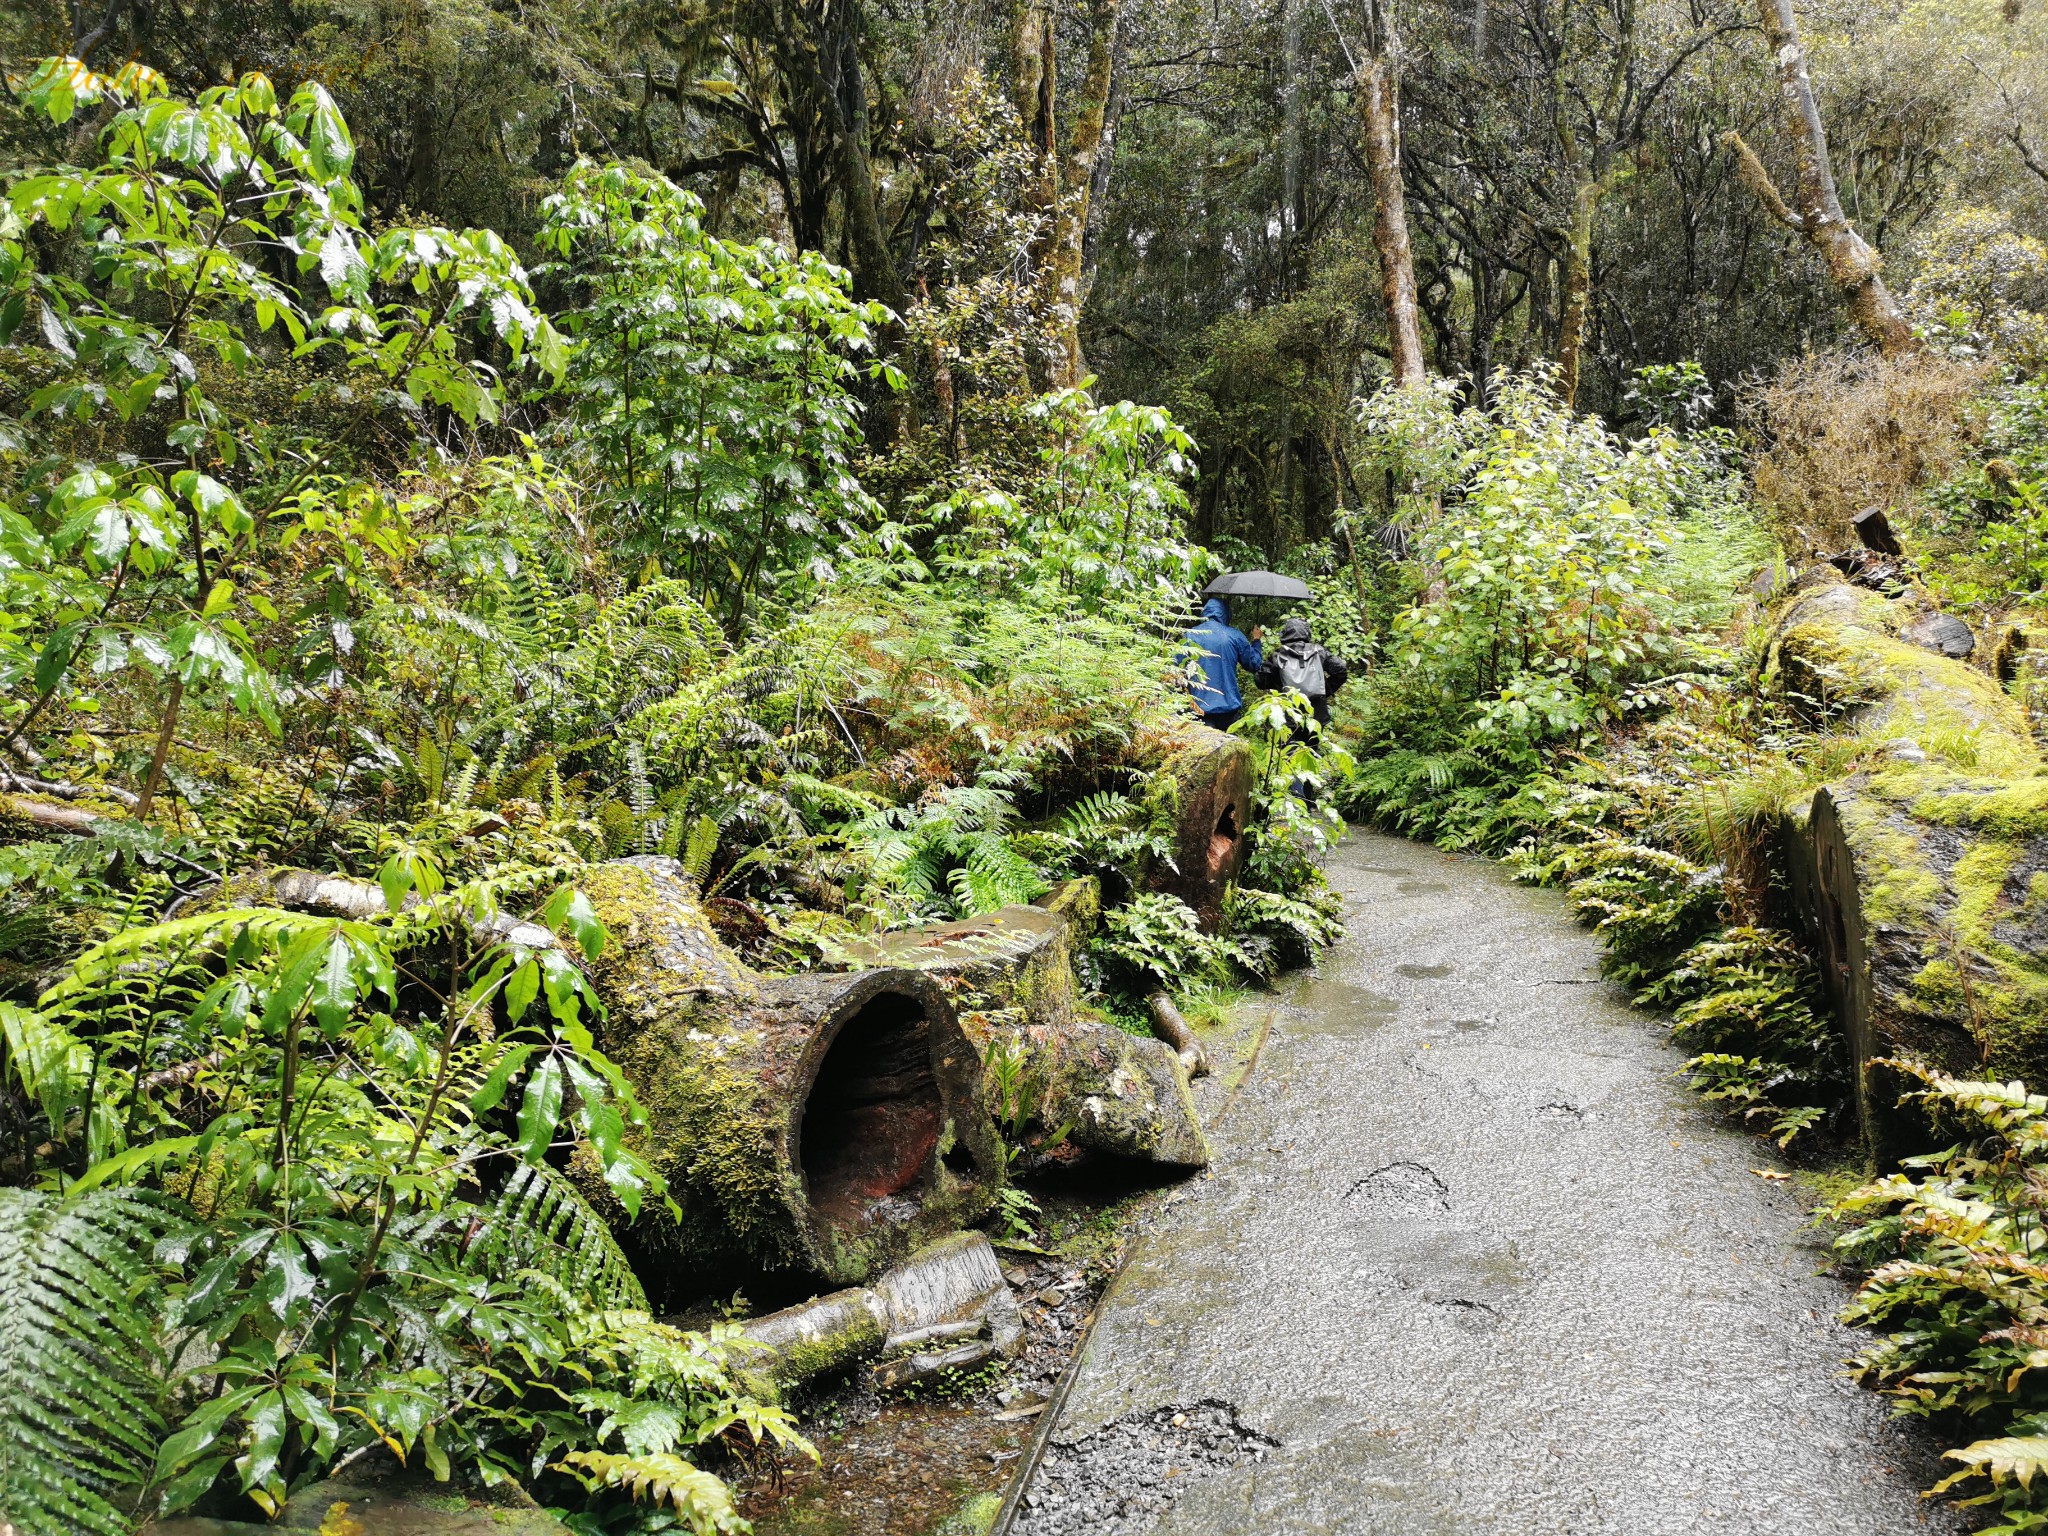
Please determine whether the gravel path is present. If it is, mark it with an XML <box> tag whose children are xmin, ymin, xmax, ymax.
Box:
<box><xmin>1008</xmin><ymin>829</ymin><xmax>1962</xmax><ymax>1536</ymax></box>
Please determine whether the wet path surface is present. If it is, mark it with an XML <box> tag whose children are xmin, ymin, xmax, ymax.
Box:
<box><xmin>1008</xmin><ymin>830</ymin><xmax>1960</xmax><ymax>1536</ymax></box>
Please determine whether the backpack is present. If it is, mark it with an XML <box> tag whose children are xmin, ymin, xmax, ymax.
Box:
<box><xmin>1274</xmin><ymin>643</ymin><xmax>1326</xmax><ymax>697</ymax></box>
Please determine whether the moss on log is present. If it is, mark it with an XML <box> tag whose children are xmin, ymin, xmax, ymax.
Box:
<box><xmin>1152</xmin><ymin>726</ymin><xmax>1256</xmax><ymax>931</ymax></box>
<box><xmin>839</xmin><ymin>894</ymin><xmax>1210</xmax><ymax>1169</ymax></box>
<box><xmin>575</xmin><ymin>858</ymin><xmax>1006</xmax><ymax>1292</ymax></box>
<box><xmin>1770</xmin><ymin>574</ymin><xmax>2048</xmax><ymax>1160</ymax></box>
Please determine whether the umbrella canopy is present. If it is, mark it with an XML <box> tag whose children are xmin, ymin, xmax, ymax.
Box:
<box><xmin>1203</xmin><ymin>570</ymin><xmax>1312</xmax><ymax>601</ymax></box>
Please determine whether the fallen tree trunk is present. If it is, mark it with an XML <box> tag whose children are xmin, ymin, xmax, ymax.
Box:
<box><xmin>838</xmin><ymin>892</ymin><xmax>1211</xmax><ymax>1168</ymax></box>
<box><xmin>245</xmin><ymin>856</ymin><xmax>1007</xmax><ymax>1294</ymax></box>
<box><xmin>728</xmin><ymin>1231</ymin><xmax>1023</xmax><ymax>1401</ymax></box>
<box><xmin>1770</xmin><ymin>574</ymin><xmax>2048</xmax><ymax>1162</ymax></box>
<box><xmin>574</xmin><ymin>858</ymin><xmax>1005</xmax><ymax>1293</ymax></box>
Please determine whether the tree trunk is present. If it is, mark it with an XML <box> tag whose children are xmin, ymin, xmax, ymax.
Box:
<box><xmin>1554</xmin><ymin>167</ymin><xmax>1616</xmax><ymax>408</ymax></box>
<box><xmin>1045</xmin><ymin>0</ymin><xmax>1124</xmax><ymax>387</ymax></box>
<box><xmin>1743</xmin><ymin>0</ymin><xmax>1919</xmax><ymax>356</ymax></box>
<box><xmin>827</xmin><ymin>6</ymin><xmax>905</xmax><ymax>315</ymax></box>
<box><xmin>570</xmin><ymin>858</ymin><xmax>1007</xmax><ymax>1295</ymax></box>
<box><xmin>1356</xmin><ymin>44</ymin><xmax>1426</xmax><ymax>387</ymax></box>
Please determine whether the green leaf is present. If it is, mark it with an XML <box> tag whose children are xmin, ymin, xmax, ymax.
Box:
<box><xmin>468</xmin><ymin>1042</ymin><xmax>538</xmax><ymax>1116</ymax></box>
<box><xmin>543</xmin><ymin>886</ymin><xmax>607</xmax><ymax>961</ymax></box>
<box><xmin>504</xmin><ymin>959</ymin><xmax>540</xmax><ymax>1023</ymax></box>
<box><xmin>515</xmin><ymin>1056</ymin><xmax>563</xmax><ymax>1162</ymax></box>
<box><xmin>309</xmin><ymin>932</ymin><xmax>359</xmax><ymax>1037</ymax></box>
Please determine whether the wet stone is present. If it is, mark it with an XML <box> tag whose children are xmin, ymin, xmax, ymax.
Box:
<box><xmin>1393</xmin><ymin>961</ymin><xmax>1454</xmax><ymax>979</ymax></box>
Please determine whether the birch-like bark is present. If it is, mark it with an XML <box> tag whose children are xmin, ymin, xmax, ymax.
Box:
<box><xmin>1354</xmin><ymin>9</ymin><xmax>1427</xmax><ymax>388</ymax></box>
<box><xmin>1744</xmin><ymin>0</ymin><xmax>1919</xmax><ymax>355</ymax></box>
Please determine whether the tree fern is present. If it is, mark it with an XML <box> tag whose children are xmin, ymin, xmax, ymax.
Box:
<box><xmin>0</xmin><ymin>1188</ymin><xmax>182</xmax><ymax>1536</ymax></box>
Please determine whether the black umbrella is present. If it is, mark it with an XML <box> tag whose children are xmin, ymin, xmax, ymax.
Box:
<box><xmin>1203</xmin><ymin>570</ymin><xmax>1312</xmax><ymax>601</ymax></box>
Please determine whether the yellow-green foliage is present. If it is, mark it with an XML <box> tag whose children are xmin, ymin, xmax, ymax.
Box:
<box><xmin>1777</xmin><ymin>576</ymin><xmax>2048</xmax><ymax>1073</ymax></box>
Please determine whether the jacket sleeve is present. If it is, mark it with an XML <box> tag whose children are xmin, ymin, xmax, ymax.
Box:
<box><xmin>1322</xmin><ymin>649</ymin><xmax>1350</xmax><ymax>694</ymax></box>
<box><xmin>1235</xmin><ymin>630</ymin><xmax>1264</xmax><ymax>674</ymax></box>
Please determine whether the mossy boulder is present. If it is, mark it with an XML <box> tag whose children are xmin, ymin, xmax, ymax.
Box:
<box><xmin>1770</xmin><ymin>574</ymin><xmax>2048</xmax><ymax>1161</ymax></box>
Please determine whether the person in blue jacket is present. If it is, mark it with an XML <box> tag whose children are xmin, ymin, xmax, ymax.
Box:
<box><xmin>1181</xmin><ymin>597</ymin><xmax>1263</xmax><ymax>729</ymax></box>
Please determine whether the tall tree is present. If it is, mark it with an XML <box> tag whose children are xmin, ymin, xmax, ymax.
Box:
<box><xmin>1011</xmin><ymin>0</ymin><xmax>1127</xmax><ymax>386</ymax></box>
<box><xmin>1730</xmin><ymin>0</ymin><xmax>1919</xmax><ymax>355</ymax></box>
<box><xmin>1328</xmin><ymin>0</ymin><xmax>1427</xmax><ymax>386</ymax></box>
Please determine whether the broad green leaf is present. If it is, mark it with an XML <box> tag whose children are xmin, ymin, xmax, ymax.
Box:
<box><xmin>309</xmin><ymin>932</ymin><xmax>358</xmax><ymax>1037</ymax></box>
<box><xmin>514</xmin><ymin>1056</ymin><xmax>563</xmax><ymax>1162</ymax></box>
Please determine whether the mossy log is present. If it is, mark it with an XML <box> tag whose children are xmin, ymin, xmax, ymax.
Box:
<box><xmin>1152</xmin><ymin>725</ymin><xmax>1256</xmax><ymax>931</ymax></box>
<box><xmin>1770</xmin><ymin>575</ymin><xmax>2048</xmax><ymax>1161</ymax></box>
<box><xmin>838</xmin><ymin>894</ymin><xmax>1210</xmax><ymax>1169</ymax></box>
<box><xmin>222</xmin><ymin>858</ymin><xmax>1006</xmax><ymax>1289</ymax></box>
<box><xmin>575</xmin><ymin>858</ymin><xmax>1006</xmax><ymax>1292</ymax></box>
<box><xmin>727</xmin><ymin>1231</ymin><xmax>1022</xmax><ymax>1401</ymax></box>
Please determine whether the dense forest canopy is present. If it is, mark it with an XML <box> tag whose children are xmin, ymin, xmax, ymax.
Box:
<box><xmin>2</xmin><ymin>0</ymin><xmax>2047</xmax><ymax>1532</ymax></box>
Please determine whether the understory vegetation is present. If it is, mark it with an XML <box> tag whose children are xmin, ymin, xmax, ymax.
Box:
<box><xmin>0</xmin><ymin>61</ymin><xmax>1341</xmax><ymax>1536</ymax></box>
<box><xmin>3</xmin><ymin>0</ymin><xmax>2048</xmax><ymax>1530</ymax></box>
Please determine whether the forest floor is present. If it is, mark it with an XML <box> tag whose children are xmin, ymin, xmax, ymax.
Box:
<box><xmin>1001</xmin><ymin>829</ymin><xmax>1966</xmax><ymax>1536</ymax></box>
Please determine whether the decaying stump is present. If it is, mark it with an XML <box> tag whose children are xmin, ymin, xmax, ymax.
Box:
<box><xmin>728</xmin><ymin>1231</ymin><xmax>1023</xmax><ymax>1401</ymax></box>
<box><xmin>1770</xmin><ymin>574</ymin><xmax>2048</xmax><ymax>1160</ymax></box>
<box><xmin>837</xmin><ymin>891</ymin><xmax>1211</xmax><ymax>1169</ymax></box>
<box><xmin>576</xmin><ymin>858</ymin><xmax>1006</xmax><ymax>1289</ymax></box>
<box><xmin>1151</xmin><ymin>725</ymin><xmax>1256</xmax><ymax>931</ymax></box>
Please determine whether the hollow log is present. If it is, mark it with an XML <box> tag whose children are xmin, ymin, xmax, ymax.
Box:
<box><xmin>835</xmin><ymin>894</ymin><xmax>1210</xmax><ymax>1168</ymax></box>
<box><xmin>224</xmin><ymin>857</ymin><xmax>1004</xmax><ymax>1289</ymax></box>
<box><xmin>1151</xmin><ymin>725</ymin><xmax>1256</xmax><ymax>932</ymax></box>
<box><xmin>1769</xmin><ymin>575</ymin><xmax>2048</xmax><ymax>1161</ymax></box>
<box><xmin>575</xmin><ymin>858</ymin><xmax>1005</xmax><ymax>1292</ymax></box>
<box><xmin>727</xmin><ymin>1231</ymin><xmax>1023</xmax><ymax>1401</ymax></box>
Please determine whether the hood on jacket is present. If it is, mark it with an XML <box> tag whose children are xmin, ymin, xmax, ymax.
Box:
<box><xmin>1201</xmin><ymin>597</ymin><xmax>1230</xmax><ymax>623</ymax></box>
<box><xmin>1279</xmin><ymin>615</ymin><xmax>1313</xmax><ymax>645</ymax></box>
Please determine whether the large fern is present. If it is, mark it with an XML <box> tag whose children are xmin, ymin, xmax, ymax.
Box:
<box><xmin>462</xmin><ymin>1161</ymin><xmax>647</xmax><ymax>1311</ymax></box>
<box><xmin>0</xmin><ymin>1187</ymin><xmax>183</xmax><ymax>1536</ymax></box>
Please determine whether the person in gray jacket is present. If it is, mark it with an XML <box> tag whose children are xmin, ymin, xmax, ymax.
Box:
<box><xmin>1257</xmin><ymin>615</ymin><xmax>1350</xmax><ymax>729</ymax></box>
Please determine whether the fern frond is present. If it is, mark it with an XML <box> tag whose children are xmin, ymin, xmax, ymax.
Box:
<box><xmin>0</xmin><ymin>1187</ymin><xmax>184</xmax><ymax>1536</ymax></box>
<box><xmin>553</xmin><ymin>1449</ymin><xmax>742</xmax><ymax>1534</ymax></box>
<box><xmin>0</xmin><ymin>1003</ymin><xmax>92</xmax><ymax>1129</ymax></box>
<box><xmin>681</xmin><ymin>816</ymin><xmax>720</xmax><ymax>889</ymax></box>
<box><xmin>463</xmin><ymin>1162</ymin><xmax>647</xmax><ymax>1311</ymax></box>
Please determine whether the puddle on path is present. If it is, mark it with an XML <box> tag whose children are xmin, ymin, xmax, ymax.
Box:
<box><xmin>736</xmin><ymin>1397</ymin><xmax>1026</xmax><ymax>1536</ymax></box>
<box><xmin>1393</xmin><ymin>961</ymin><xmax>1454</xmax><ymax>979</ymax></box>
<box><xmin>1278</xmin><ymin>978</ymin><xmax>1398</xmax><ymax>1036</ymax></box>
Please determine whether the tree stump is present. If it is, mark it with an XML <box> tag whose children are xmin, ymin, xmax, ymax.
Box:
<box><xmin>1770</xmin><ymin>575</ymin><xmax>2048</xmax><ymax>1161</ymax></box>
<box><xmin>1151</xmin><ymin>725</ymin><xmax>1257</xmax><ymax>931</ymax></box>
